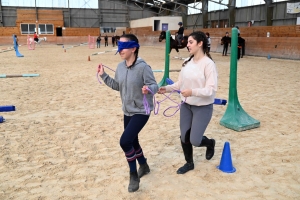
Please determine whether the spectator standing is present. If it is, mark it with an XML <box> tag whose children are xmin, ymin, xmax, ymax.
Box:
<box><xmin>206</xmin><ymin>32</ymin><xmax>211</xmax><ymax>53</ymax></box>
<box><xmin>97</xmin><ymin>35</ymin><xmax>101</xmax><ymax>48</ymax></box>
<box><xmin>104</xmin><ymin>35</ymin><xmax>108</xmax><ymax>47</ymax></box>
<box><xmin>221</xmin><ymin>32</ymin><xmax>231</xmax><ymax>56</ymax></box>
<box><xmin>237</xmin><ymin>33</ymin><xmax>245</xmax><ymax>60</ymax></box>
<box><xmin>112</xmin><ymin>36</ymin><xmax>115</xmax><ymax>47</ymax></box>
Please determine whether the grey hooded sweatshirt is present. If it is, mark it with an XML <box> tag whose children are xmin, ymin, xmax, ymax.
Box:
<box><xmin>100</xmin><ymin>57</ymin><xmax>158</xmax><ymax>116</ymax></box>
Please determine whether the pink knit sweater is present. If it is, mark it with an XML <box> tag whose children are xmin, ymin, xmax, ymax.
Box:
<box><xmin>165</xmin><ymin>56</ymin><xmax>218</xmax><ymax>106</ymax></box>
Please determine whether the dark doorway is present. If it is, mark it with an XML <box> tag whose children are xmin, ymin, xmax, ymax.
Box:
<box><xmin>56</xmin><ymin>27</ymin><xmax>62</xmax><ymax>36</ymax></box>
<box><xmin>154</xmin><ymin>20</ymin><xmax>160</xmax><ymax>31</ymax></box>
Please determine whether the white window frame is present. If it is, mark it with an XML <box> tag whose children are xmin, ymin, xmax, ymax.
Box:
<box><xmin>38</xmin><ymin>24</ymin><xmax>54</xmax><ymax>35</ymax></box>
<box><xmin>20</xmin><ymin>23</ymin><xmax>36</xmax><ymax>35</ymax></box>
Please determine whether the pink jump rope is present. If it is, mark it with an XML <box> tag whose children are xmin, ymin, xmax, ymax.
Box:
<box><xmin>97</xmin><ymin>64</ymin><xmax>186</xmax><ymax>117</ymax></box>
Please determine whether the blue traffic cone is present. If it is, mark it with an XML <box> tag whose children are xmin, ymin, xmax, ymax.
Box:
<box><xmin>267</xmin><ymin>54</ymin><xmax>271</xmax><ymax>59</ymax></box>
<box><xmin>217</xmin><ymin>142</ymin><xmax>236</xmax><ymax>173</ymax></box>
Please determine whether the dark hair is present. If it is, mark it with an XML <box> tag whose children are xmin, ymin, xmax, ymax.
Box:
<box><xmin>182</xmin><ymin>31</ymin><xmax>213</xmax><ymax>67</ymax></box>
<box><xmin>120</xmin><ymin>34</ymin><xmax>139</xmax><ymax>68</ymax></box>
<box><xmin>226</xmin><ymin>32</ymin><xmax>229</xmax><ymax>34</ymax></box>
<box><xmin>206</xmin><ymin>32</ymin><xmax>210</xmax><ymax>37</ymax></box>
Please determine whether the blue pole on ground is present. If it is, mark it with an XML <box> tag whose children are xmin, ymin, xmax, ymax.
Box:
<box><xmin>0</xmin><ymin>116</ymin><xmax>4</xmax><ymax>123</ymax></box>
<box><xmin>0</xmin><ymin>105</ymin><xmax>16</xmax><ymax>124</ymax></box>
<box><xmin>0</xmin><ymin>105</ymin><xmax>16</xmax><ymax>112</ymax></box>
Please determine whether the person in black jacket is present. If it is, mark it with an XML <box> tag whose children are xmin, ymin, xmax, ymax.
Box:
<box><xmin>238</xmin><ymin>33</ymin><xmax>245</xmax><ymax>60</ymax></box>
<box><xmin>96</xmin><ymin>35</ymin><xmax>101</xmax><ymax>48</ymax></box>
<box><xmin>112</xmin><ymin>36</ymin><xmax>115</xmax><ymax>47</ymax></box>
<box><xmin>104</xmin><ymin>35</ymin><xmax>108</xmax><ymax>47</ymax></box>
<box><xmin>176</xmin><ymin>22</ymin><xmax>184</xmax><ymax>46</ymax></box>
<box><xmin>221</xmin><ymin>32</ymin><xmax>231</xmax><ymax>56</ymax></box>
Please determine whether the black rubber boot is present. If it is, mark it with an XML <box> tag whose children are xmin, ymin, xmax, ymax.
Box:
<box><xmin>199</xmin><ymin>136</ymin><xmax>215</xmax><ymax>160</ymax></box>
<box><xmin>177</xmin><ymin>140</ymin><xmax>194</xmax><ymax>174</ymax></box>
<box><xmin>128</xmin><ymin>171</ymin><xmax>140</xmax><ymax>192</ymax></box>
<box><xmin>138</xmin><ymin>160</ymin><xmax>150</xmax><ymax>178</ymax></box>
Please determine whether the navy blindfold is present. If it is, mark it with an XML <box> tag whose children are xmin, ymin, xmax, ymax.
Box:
<box><xmin>115</xmin><ymin>41</ymin><xmax>140</xmax><ymax>55</ymax></box>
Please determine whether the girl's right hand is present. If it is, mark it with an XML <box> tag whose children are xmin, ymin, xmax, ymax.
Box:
<box><xmin>158</xmin><ymin>87</ymin><xmax>166</xmax><ymax>94</ymax></box>
<box><xmin>98</xmin><ymin>64</ymin><xmax>104</xmax><ymax>75</ymax></box>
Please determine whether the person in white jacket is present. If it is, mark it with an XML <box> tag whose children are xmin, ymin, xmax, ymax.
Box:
<box><xmin>158</xmin><ymin>31</ymin><xmax>218</xmax><ymax>174</ymax></box>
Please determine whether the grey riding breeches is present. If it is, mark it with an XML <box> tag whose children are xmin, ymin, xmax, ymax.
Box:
<box><xmin>180</xmin><ymin>103</ymin><xmax>213</xmax><ymax>147</ymax></box>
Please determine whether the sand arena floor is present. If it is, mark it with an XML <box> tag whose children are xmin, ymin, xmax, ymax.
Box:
<box><xmin>0</xmin><ymin>43</ymin><xmax>300</xmax><ymax>199</ymax></box>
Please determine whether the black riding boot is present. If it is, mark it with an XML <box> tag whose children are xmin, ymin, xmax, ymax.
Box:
<box><xmin>128</xmin><ymin>171</ymin><xmax>140</xmax><ymax>192</ymax></box>
<box><xmin>177</xmin><ymin>141</ymin><xmax>194</xmax><ymax>174</ymax></box>
<box><xmin>199</xmin><ymin>136</ymin><xmax>215</xmax><ymax>160</ymax></box>
<box><xmin>138</xmin><ymin>159</ymin><xmax>150</xmax><ymax>178</ymax></box>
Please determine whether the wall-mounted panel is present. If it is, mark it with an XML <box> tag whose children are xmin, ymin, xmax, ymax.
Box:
<box><xmin>2</xmin><ymin>8</ymin><xmax>17</xmax><ymax>27</ymax></box>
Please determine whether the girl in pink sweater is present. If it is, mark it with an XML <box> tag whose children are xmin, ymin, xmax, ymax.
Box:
<box><xmin>159</xmin><ymin>31</ymin><xmax>218</xmax><ymax>174</ymax></box>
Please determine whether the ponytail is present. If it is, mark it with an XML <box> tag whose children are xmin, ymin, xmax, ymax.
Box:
<box><xmin>205</xmin><ymin>50</ymin><xmax>213</xmax><ymax>61</ymax></box>
<box><xmin>182</xmin><ymin>55</ymin><xmax>194</xmax><ymax>67</ymax></box>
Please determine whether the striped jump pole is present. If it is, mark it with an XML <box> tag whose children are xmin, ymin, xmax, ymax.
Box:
<box><xmin>91</xmin><ymin>49</ymin><xmax>118</xmax><ymax>56</ymax></box>
<box><xmin>0</xmin><ymin>74</ymin><xmax>40</xmax><ymax>78</ymax></box>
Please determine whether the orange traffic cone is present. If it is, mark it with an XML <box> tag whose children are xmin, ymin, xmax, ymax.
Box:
<box><xmin>88</xmin><ymin>56</ymin><xmax>90</xmax><ymax>61</ymax></box>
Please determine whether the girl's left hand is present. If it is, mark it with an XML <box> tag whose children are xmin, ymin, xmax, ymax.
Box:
<box><xmin>97</xmin><ymin>64</ymin><xmax>104</xmax><ymax>75</ymax></box>
<box><xmin>142</xmin><ymin>85</ymin><xmax>149</xmax><ymax>94</ymax></box>
<box><xmin>181</xmin><ymin>89</ymin><xmax>192</xmax><ymax>98</ymax></box>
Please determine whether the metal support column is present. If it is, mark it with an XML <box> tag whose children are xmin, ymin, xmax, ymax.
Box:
<box><xmin>264</xmin><ymin>0</ymin><xmax>273</xmax><ymax>26</ymax></box>
<box><xmin>202</xmin><ymin>0</ymin><xmax>208</xmax><ymax>28</ymax></box>
<box><xmin>228</xmin><ymin>0</ymin><xmax>236</xmax><ymax>27</ymax></box>
<box><xmin>35</xmin><ymin>0</ymin><xmax>38</xmax><ymax>22</ymax></box>
<box><xmin>0</xmin><ymin>0</ymin><xmax>3</xmax><ymax>27</ymax></box>
<box><xmin>68</xmin><ymin>0</ymin><xmax>71</xmax><ymax>27</ymax></box>
<box><xmin>180</xmin><ymin>5</ymin><xmax>188</xmax><ymax>27</ymax></box>
<box><xmin>98</xmin><ymin>0</ymin><xmax>102</xmax><ymax>28</ymax></box>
